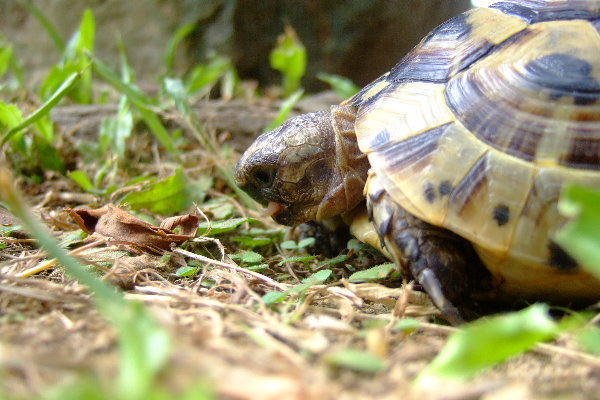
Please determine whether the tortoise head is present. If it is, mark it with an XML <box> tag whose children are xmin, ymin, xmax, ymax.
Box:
<box><xmin>235</xmin><ymin>105</ymin><xmax>369</xmax><ymax>226</ymax></box>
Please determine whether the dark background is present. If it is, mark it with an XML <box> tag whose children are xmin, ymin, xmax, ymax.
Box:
<box><xmin>0</xmin><ymin>0</ymin><xmax>470</xmax><ymax>91</ymax></box>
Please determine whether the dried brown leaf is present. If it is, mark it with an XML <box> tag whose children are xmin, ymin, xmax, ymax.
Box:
<box><xmin>67</xmin><ymin>204</ymin><xmax>199</xmax><ymax>253</ymax></box>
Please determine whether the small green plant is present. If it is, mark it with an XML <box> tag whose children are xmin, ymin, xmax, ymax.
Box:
<box><xmin>262</xmin><ymin>25</ymin><xmax>308</xmax><ymax>132</ymax></box>
<box><xmin>270</xmin><ymin>25</ymin><xmax>306</xmax><ymax>97</ymax></box>
<box><xmin>36</xmin><ymin>7</ymin><xmax>95</xmax><ymax>104</ymax></box>
<box><xmin>349</xmin><ymin>263</ymin><xmax>397</xmax><ymax>282</ymax></box>
<box><xmin>415</xmin><ymin>304</ymin><xmax>558</xmax><ymax>384</ymax></box>
<box><xmin>119</xmin><ymin>168</ymin><xmax>211</xmax><ymax>215</ymax></box>
<box><xmin>1</xmin><ymin>72</ymin><xmax>79</xmax><ymax>174</ymax></box>
<box><xmin>556</xmin><ymin>184</ymin><xmax>600</xmax><ymax>278</ymax></box>
<box><xmin>0</xmin><ymin>35</ymin><xmax>25</xmax><ymax>91</ymax></box>
<box><xmin>325</xmin><ymin>348</ymin><xmax>384</xmax><ymax>373</ymax></box>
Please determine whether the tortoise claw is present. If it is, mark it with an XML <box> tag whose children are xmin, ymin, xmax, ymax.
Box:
<box><xmin>417</xmin><ymin>268</ymin><xmax>465</xmax><ymax>325</ymax></box>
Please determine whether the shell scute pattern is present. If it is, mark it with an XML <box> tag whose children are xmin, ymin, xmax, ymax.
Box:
<box><xmin>490</xmin><ymin>0</ymin><xmax>600</xmax><ymax>23</ymax></box>
<box><xmin>345</xmin><ymin>7</ymin><xmax>527</xmax><ymax>109</ymax></box>
<box><xmin>444</xmin><ymin>19</ymin><xmax>600</xmax><ymax>170</ymax></box>
<box><xmin>356</xmin><ymin>1</ymin><xmax>600</xmax><ymax>294</ymax></box>
<box><xmin>525</xmin><ymin>54</ymin><xmax>600</xmax><ymax>105</ymax></box>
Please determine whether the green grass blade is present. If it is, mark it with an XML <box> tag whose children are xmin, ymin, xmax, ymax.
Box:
<box><xmin>1</xmin><ymin>71</ymin><xmax>79</xmax><ymax>147</ymax></box>
<box><xmin>92</xmin><ymin>57</ymin><xmax>177</xmax><ymax>153</ymax></box>
<box><xmin>0</xmin><ymin>42</ymin><xmax>13</xmax><ymax>77</ymax></box>
<box><xmin>164</xmin><ymin>23</ymin><xmax>196</xmax><ymax>74</ymax></box>
<box><xmin>22</xmin><ymin>1</ymin><xmax>66</xmax><ymax>52</ymax></box>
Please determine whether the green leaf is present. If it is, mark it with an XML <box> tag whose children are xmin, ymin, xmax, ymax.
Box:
<box><xmin>37</xmin><ymin>8</ymin><xmax>95</xmax><ymax>104</ymax></box>
<box><xmin>68</xmin><ymin>170</ymin><xmax>95</xmax><ymax>192</ymax></box>
<box><xmin>0</xmin><ymin>36</ymin><xmax>24</xmax><ymax>90</ymax></box>
<box><xmin>175</xmin><ymin>266</ymin><xmax>198</xmax><ymax>277</ymax></box>
<box><xmin>39</xmin><ymin>64</ymin><xmax>77</xmax><ymax>100</ymax></box>
<box><xmin>230</xmin><ymin>250</ymin><xmax>264</xmax><ymax>265</ymax></box>
<box><xmin>303</xmin><ymin>269</ymin><xmax>332</xmax><ymax>284</ymax></box>
<box><xmin>317</xmin><ymin>73</ymin><xmax>360</xmax><ymax>99</ymax></box>
<box><xmin>0</xmin><ymin>102</ymin><xmax>23</xmax><ymax>131</ymax></box>
<box><xmin>415</xmin><ymin>304</ymin><xmax>558</xmax><ymax>384</ymax></box>
<box><xmin>297</xmin><ymin>237</ymin><xmax>315</xmax><ymax>248</ymax></box>
<box><xmin>117</xmin><ymin>301</ymin><xmax>171</xmax><ymax>400</ymax></box>
<box><xmin>247</xmin><ymin>263</ymin><xmax>269</xmax><ymax>272</ymax></box>
<box><xmin>578</xmin><ymin>327</ymin><xmax>600</xmax><ymax>355</ymax></box>
<box><xmin>280</xmin><ymin>240</ymin><xmax>299</xmax><ymax>250</ymax></box>
<box><xmin>278</xmin><ymin>255</ymin><xmax>317</xmax><ymax>266</ymax></box>
<box><xmin>349</xmin><ymin>263</ymin><xmax>397</xmax><ymax>282</ymax></box>
<box><xmin>269</xmin><ymin>26</ymin><xmax>306</xmax><ymax>96</ymax></box>
<box><xmin>202</xmin><ymin>199</ymin><xmax>235</xmax><ymax>220</ymax></box>
<box><xmin>287</xmin><ymin>269</ymin><xmax>332</xmax><ymax>294</ymax></box>
<box><xmin>63</xmin><ymin>8</ymin><xmax>95</xmax><ymax>63</ymax></box>
<box><xmin>0</xmin><ymin>43</ymin><xmax>13</xmax><ymax>77</ymax></box>
<box><xmin>392</xmin><ymin>318</ymin><xmax>421</xmax><ymax>333</ymax></box>
<box><xmin>33</xmin><ymin>112</ymin><xmax>54</xmax><ymax>143</ymax></box>
<box><xmin>556</xmin><ymin>184</ymin><xmax>600</xmax><ymax>279</ymax></box>
<box><xmin>315</xmin><ymin>254</ymin><xmax>349</xmax><ymax>268</ymax></box>
<box><xmin>325</xmin><ymin>348</ymin><xmax>384</xmax><ymax>373</ymax></box>
<box><xmin>120</xmin><ymin>168</ymin><xmax>199</xmax><ymax>215</ymax></box>
<box><xmin>347</xmin><ymin>238</ymin><xmax>379</xmax><ymax>257</ymax></box>
<box><xmin>262</xmin><ymin>291</ymin><xmax>287</xmax><ymax>304</ymax></box>
<box><xmin>197</xmin><ymin>217</ymin><xmax>257</xmax><ymax>236</ymax></box>
<box><xmin>185</xmin><ymin>55</ymin><xmax>233</xmax><ymax>95</ymax></box>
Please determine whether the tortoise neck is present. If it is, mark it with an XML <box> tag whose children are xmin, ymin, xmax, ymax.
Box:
<box><xmin>315</xmin><ymin>104</ymin><xmax>370</xmax><ymax>220</ymax></box>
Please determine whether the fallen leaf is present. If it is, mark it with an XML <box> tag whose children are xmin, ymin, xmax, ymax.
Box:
<box><xmin>67</xmin><ymin>204</ymin><xmax>199</xmax><ymax>253</ymax></box>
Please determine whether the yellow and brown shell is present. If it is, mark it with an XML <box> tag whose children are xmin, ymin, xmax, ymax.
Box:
<box><xmin>344</xmin><ymin>1</ymin><xmax>600</xmax><ymax>300</ymax></box>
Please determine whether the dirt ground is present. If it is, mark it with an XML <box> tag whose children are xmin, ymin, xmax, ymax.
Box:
<box><xmin>0</xmin><ymin>101</ymin><xmax>599</xmax><ymax>400</ymax></box>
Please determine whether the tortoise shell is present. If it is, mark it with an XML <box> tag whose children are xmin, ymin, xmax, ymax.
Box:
<box><xmin>344</xmin><ymin>1</ymin><xmax>600</xmax><ymax>299</ymax></box>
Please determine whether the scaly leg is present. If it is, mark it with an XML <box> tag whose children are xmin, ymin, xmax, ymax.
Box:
<box><xmin>365</xmin><ymin>173</ymin><xmax>490</xmax><ymax>324</ymax></box>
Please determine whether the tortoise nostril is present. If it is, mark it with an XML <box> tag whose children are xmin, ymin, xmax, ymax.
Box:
<box><xmin>251</xmin><ymin>166</ymin><xmax>276</xmax><ymax>188</ymax></box>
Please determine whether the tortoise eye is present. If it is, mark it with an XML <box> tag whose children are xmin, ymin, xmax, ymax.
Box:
<box><xmin>251</xmin><ymin>166</ymin><xmax>276</xmax><ymax>188</ymax></box>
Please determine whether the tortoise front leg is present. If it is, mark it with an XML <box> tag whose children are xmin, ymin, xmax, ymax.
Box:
<box><xmin>364</xmin><ymin>173</ymin><xmax>490</xmax><ymax>325</ymax></box>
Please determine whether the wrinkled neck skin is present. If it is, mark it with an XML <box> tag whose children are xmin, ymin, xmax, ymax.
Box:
<box><xmin>235</xmin><ymin>104</ymin><xmax>370</xmax><ymax>226</ymax></box>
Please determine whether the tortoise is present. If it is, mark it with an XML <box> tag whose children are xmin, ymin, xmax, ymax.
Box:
<box><xmin>235</xmin><ymin>0</ymin><xmax>600</xmax><ymax>323</ymax></box>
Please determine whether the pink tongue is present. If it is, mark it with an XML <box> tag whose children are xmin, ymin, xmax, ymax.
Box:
<box><xmin>263</xmin><ymin>201</ymin><xmax>283</xmax><ymax>217</ymax></box>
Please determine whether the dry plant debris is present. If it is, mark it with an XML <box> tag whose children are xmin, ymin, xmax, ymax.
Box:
<box><xmin>68</xmin><ymin>204</ymin><xmax>200</xmax><ymax>253</ymax></box>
